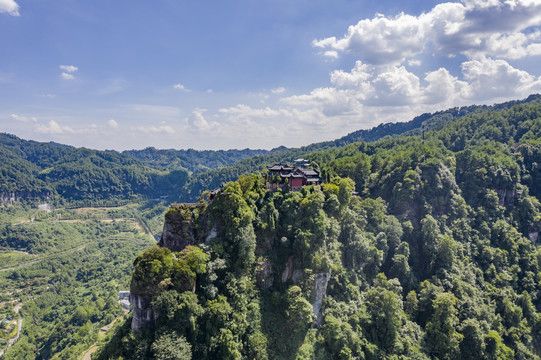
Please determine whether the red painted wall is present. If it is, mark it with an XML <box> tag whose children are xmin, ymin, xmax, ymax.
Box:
<box><xmin>290</xmin><ymin>178</ymin><xmax>304</xmax><ymax>188</ymax></box>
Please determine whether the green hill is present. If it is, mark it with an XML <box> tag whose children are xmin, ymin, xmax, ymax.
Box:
<box><xmin>175</xmin><ymin>94</ymin><xmax>541</xmax><ymax>201</ymax></box>
<box><xmin>0</xmin><ymin>133</ymin><xmax>188</xmax><ymax>203</ymax></box>
<box><xmin>122</xmin><ymin>147</ymin><xmax>272</xmax><ymax>173</ymax></box>
<box><xmin>3</xmin><ymin>95</ymin><xmax>540</xmax><ymax>205</ymax></box>
<box><xmin>95</xmin><ymin>96</ymin><xmax>541</xmax><ymax>359</ymax></box>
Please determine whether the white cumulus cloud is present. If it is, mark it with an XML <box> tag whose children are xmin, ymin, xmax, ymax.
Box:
<box><xmin>10</xmin><ymin>114</ymin><xmax>37</xmax><ymax>123</ymax></box>
<box><xmin>461</xmin><ymin>57</ymin><xmax>541</xmax><ymax>100</ymax></box>
<box><xmin>34</xmin><ymin>120</ymin><xmax>75</xmax><ymax>135</ymax></box>
<box><xmin>187</xmin><ymin>109</ymin><xmax>218</xmax><ymax>131</ymax></box>
<box><xmin>107</xmin><ymin>119</ymin><xmax>119</xmax><ymax>128</ymax></box>
<box><xmin>313</xmin><ymin>0</ymin><xmax>541</xmax><ymax>64</ymax></box>
<box><xmin>59</xmin><ymin>65</ymin><xmax>78</xmax><ymax>73</ymax></box>
<box><xmin>173</xmin><ymin>83</ymin><xmax>191</xmax><ymax>92</ymax></box>
<box><xmin>59</xmin><ymin>65</ymin><xmax>78</xmax><ymax>80</ymax></box>
<box><xmin>0</xmin><ymin>0</ymin><xmax>19</xmax><ymax>16</ymax></box>
<box><xmin>323</xmin><ymin>50</ymin><xmax>339</xmax><ymax>59</ymax></box>
<box><xmin>61</xmin><ymin>73</ymin><xmax>75</xmax><ymax>80</ymax></box>
<box><xmin>271</xmin><ymin>87</ymin><xmax>286</xmax><ymax>94</ymax></box>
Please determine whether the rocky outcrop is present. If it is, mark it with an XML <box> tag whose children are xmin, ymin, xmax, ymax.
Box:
<box><xmin>256</xmin><ymin>261</ymin><xmax>274</xmax><ymax>289</ymax></box>
<box><xmin>159</xmin><ymin>206</ymin><xmax>197</xmax><ymax>251</ymax></box>
<box><xmin>0</xmin><ymin>191</ymin><xmax>51</xmax><ymax>205</ymax></box>
<box><xmin>529</xmin><ymin>231</ymin><xmax>539</xmax><ymax>244</ymax></box>
<box><xmin>497</xmin><ymin>188</ymin><xmax>516</xmax><ymax>207</ymax></box>
<box><xmin>312</xmin><ymin>272</ymin><xmax>331</xmax><ymax>326</ymax></box>
<box><xmin>130</xmin><ymin>294</ymin><xmax>158</xmax><ymax>332</ymax></box>
<box><xmin>281</xmin><ymin>256</ymin><xmax>295</xmax><ymax>283</ymax></box>
<box><xmin>131</xmin><ymin>204</ymin><xmax>207</xmax><ymax>333</ymax></box>
<box><xmin>205</xmin><ymin>226</ymin><xmax>217</xmax><ymax>244</ymax></box>
<box><xmin>292</xmin><ymin>269</ymin><xmax>303</xmax><ymax>284</ymax></box>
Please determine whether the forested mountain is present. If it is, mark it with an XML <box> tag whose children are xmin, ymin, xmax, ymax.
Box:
<box><xmin>3</xmin><ymin>95</ymin><xmax>540</xmax><ymax>205</ymax></box>
<box><xmin>0</xmin><ymin>133</ymin><xmax>188</xmax><ymax>202</ymax></box>
<box><xmin>97</xmin><ymin>97</ymin><xmax>541</xmax><ymax>359</ymax></box>
<box><xmin>122</xmin><ymin>147</ymin><xmax>272</xmax><ymax>173</ymax></box>
<box><xmin>174</xmin><ymin>94</ymin><xmax>541</xmax><ymax>201</ymax></box>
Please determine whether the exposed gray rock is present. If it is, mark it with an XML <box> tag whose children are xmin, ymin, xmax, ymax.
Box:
<box><xmin>497</xmin><ymin>188</ymin><xmax>516</xmax><ymax>207</ymax></box>
<box><xmin>0</xmin><ymin>191</ymin><xmax>51</xmax><ymax>205</ymax></box>
<box><xmin>529</xmin><ymin>231</ymin><xmax>539</xmax><ymax>244</ymax></box>
<box><xmin>131</xmin><ymin>294</ymin><xmax>158</xmax><ymax>332</ymax></box>
<box><xmin>292</xmin><ymin>269</ymin><xmax>304</xmax><ymax>284</ymax></box>
<box><xmin>159</xmin><ymin>207</ymin><xmax>196</xmax><ymax>251</ymax></box>
<box><xmin>312</xmin><ymin>272</ymin><xmax>331</xmax><ymax>326</ymax></box>
<box><xmin>205</xmin><ymin>226</ymin><xmax>217</xmax><ymax>244</ymax></box>
<box><xmin>281</xmin><ymin>256</ymin><xmax>295</xmax><ymax>283</ymax></box>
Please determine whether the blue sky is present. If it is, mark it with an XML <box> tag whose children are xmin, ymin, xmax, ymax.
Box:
<box><xmin>1</xmin><ymin>0</ymin><xmax>541</xmax><ymax>150</ymax></box>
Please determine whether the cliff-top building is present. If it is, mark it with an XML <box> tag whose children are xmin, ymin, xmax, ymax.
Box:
<box><xmin>266</xmin><ymin>162</ymin><xmax>322</xmax><ymax>191</ymax></box>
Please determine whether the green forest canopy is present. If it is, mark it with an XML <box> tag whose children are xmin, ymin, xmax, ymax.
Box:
<box><xmin>97</xmin><ymin>96</ymin><xmax>541</xmax><ymax>359</ymax></box>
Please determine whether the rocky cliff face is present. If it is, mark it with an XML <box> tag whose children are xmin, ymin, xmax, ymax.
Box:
<box><xmin>0</xmin><ymin>191</ymin><xmax>51</xmax><ymax>204</ymax></box>
<box><xmin>132</xmin><ymin>205</ymin><xmax>205</xmax><ymax>332</ymax></box>
<box><xmin>497</xmin><ymin>188</ymin><xmax>516</xmax><ymax>207</ymax></box>
<box><xmin>281</xmin><ymin>256</ymin><xmax>296</xmax><ymax>283</ymax></box>
<box><xmin>130</xmin><ymin>294</ymin><xmax>158</xmax><ymax>332</ymax></box>
<box><xmin>256</xmin><ymin>260</ymin><xmax>274</xmax><ymax>289</ymax></box>
<box><xmin>529</xmin><ymin>231</ymin><xmax>539</xmax><ymax>244</ymax></box>
<box><xmin>159</xmin><ymin>206</ymin><xmax>198</xmax><ymax>251</ymax></box>
<box><xmin>312</xmin><ymin>272</ymin><xmax>331</xmax><ymax>326</ymax></box>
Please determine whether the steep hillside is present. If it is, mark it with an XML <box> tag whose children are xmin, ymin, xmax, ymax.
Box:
<box><xmin>97</xmin><ymin>97</ymin><xmax>541</xmax><ymax>359</ymax></box>
<box><xmin>175</xmin><ymin>94</ymin><xmax>541</xmax><ymax>201</ymax></box>
<box><xmin>2</xmin><ymin>95</ymin><xmax>540</xmax><ymax>205</ymax></box>
<box><xmin>0</xmin><ymin>133</ymin><xmax>188</xmax><ymax>202</ymax></box>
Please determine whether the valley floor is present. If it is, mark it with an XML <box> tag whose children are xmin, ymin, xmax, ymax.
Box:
<box><xmin>0</xmin><ymin>201</ymin><xmax>166</xmax><ymax>360</ymax></box>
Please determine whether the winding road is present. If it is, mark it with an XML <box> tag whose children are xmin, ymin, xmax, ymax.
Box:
<box><xmin>0</xmin><ymin>303</ymin><xmax>23</xmax><ymax>357</ymax></box>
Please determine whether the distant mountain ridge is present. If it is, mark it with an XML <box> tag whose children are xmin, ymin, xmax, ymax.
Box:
<box><xmin>1</xmin><ymin>94</ymin><xmax>540</xmax><ymax>203</ymax></box>
<box><xmin>122</xmin><ymin>147</ymin><xmax>273</xmax><ymax>173</ymax></box>
<box><xmin>175</xmin><ymin>94</ymin><xmax>541</xmax><ymax>200</ymax></box>
<box><xmin>0</xmin><ymin>133</ymin><xmax>188</xmax><ymax>202</ymax></box>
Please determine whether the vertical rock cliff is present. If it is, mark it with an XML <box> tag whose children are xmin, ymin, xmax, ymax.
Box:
<box><xmin>158</xmin><ymin>205</ymin><xmax>199</xmax><ymax>251</ymax></box>
<box><xmin>130</xmin><ymin>294</ymin><xmax>158</xmax><ymax>332</ymax></box>
<box><xmin>312</xmin><ymin>272</ymin><xmax>331</xmax><ymax>326</ymax></box>
<box><xmin>131</xmin><ymin>204</ymin><xmax>204</xmax><ymax>332</ymax></box>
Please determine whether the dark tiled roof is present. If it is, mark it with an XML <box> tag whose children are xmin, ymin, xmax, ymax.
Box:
<box><xmin>301</xmin><ymin>169</ymin><xmax>319</xmax><ymax>177</ymax></box>
<box><xmin>268</xmin><ymin>163</ymin><xmax>294</xmax><ymax>171</ymax></box>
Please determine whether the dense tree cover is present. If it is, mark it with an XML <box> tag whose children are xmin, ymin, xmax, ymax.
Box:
<box><xmin>123</xmin><ymin>147</ymin><xmax>271</xmax><ymax>173</ymax></box>
<box><xmin>99</xmin><ymin>96</ymin><xmax>541</xmax><ymax>359</ymax></box>
<box><xmin>0</xmin><ymin>133</ymin><xmax>189</xmax><ymax>202</ymax></box>
<box><xmin>7</xmin><ymin>95</ymin><xmax>533</xmax><ymax>205</ymax></box>
<box><xmin>1</xmin><ymin>95</ymin><xmax>541</xmax><ymax>359</ymax></box>
<box><xmin>0</xmin><ymin>146</ymin><xmax>51</xmax><ymax>196</ymax></box>
<box><xmin>174</xmin><ymin>95</ymin><xmax>541</xmax><ymax>202</ymax></box>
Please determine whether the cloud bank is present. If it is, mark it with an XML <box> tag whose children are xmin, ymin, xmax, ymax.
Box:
<box><xmin>200</xmin><ymin>0</ymin><xmax>541</xmax><ymax>148</ymax></box>
<box><xmin>7</xmin><ymin>0</ymin><xmax>541</xmax><ymax>150</ymax></box>
<box><xmin>312</xmin><ymin>0</ymin><xmax>541</xmax><ymax>63</ymax></box>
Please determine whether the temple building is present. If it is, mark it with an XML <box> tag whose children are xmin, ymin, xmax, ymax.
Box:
<box><xmin>266</xmin><ymin>162</ymin><xmax>323</xmax><ymax>191</ymax></box>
